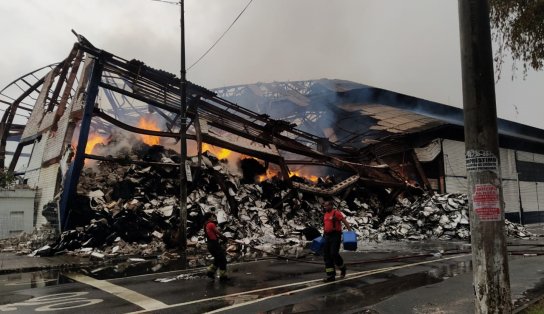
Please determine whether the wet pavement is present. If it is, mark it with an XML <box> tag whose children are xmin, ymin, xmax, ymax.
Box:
<box><xmin>1</xmin><ymin>239</ymin><xmax>544</xmax><ymax>313</ymax></box>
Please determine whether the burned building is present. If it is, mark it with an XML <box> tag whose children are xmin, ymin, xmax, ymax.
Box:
<box><xmin>214</xmin><ymin>80</ymin><xmax>544</xmax><ymax>224</ymax></box>
<box><xmin>0</xmin><ymin>35</ymin><xmax>541</xmax><ymax>245</ymax></box>
<box><xmin>0</xmin><ymin>35</ymin><xmax>407</xmax><ymax>238</ymax></box>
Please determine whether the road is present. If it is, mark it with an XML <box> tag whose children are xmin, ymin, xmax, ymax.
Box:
<box><xmin>0</xmin><ymin>251</ymin><xmax>474</xmax><ymax>313</ymax></box>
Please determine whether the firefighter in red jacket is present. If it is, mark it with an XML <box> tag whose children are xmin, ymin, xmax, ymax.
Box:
<box><xmin>322</xmin><ymin>200</ymin><xmax>352</xmax><ymax>282</ymax></box>
<box><xmin>203</xmin><ymin>212</ymin><xmax>229</xmax><ymax>281</ymax></box>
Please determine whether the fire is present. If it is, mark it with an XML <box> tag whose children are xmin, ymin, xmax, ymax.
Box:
<box><xmin>258</xmin><ymin>168</ymin><xmax>280</xmax><ymax>182</ymax></box>
<box><xmin>202</xmin><ymin>143</ymin><xmax>232</xmax><ymax>160</ymax></box>
<box><xmin>85</xmin><ymin>133</ymin><xmax>108</xmax><ymax>155</ymax></box>
<box><xmin>138</xmin><ymin>117</ymin><xmax>160</xmax><ymax>145</ymax></box>
<box><xmin>289</xmin><ymin>170</ymin><xmax>318</xmax><ymax>183</ymax></box>
<box><xmin>257</xmin><ymin>168</ymin><xmax>320</xmax><ymax>183</ymax></box>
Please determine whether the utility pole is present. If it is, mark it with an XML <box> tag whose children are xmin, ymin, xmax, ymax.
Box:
<box><xmin>458</xmin><ymin>0</ymin><xmax>512</xmax><ymax>312</ymax></box>
<box><xmin>179</xmin><ymin>0</ymin><xmax>188</xmax><ymax>268</ymax></box>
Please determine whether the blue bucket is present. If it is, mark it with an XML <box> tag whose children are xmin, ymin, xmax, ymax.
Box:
<box><xmin>342</xmin><ymin>231</ymin><xmax>357</xmax><ymax>251</ymax></box>
<box><xmin>310</xmin><ymin>236</ymin><xmax>325</xmax><ymax>253</ymax></box>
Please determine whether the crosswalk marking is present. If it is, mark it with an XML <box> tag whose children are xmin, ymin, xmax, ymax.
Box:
<box><xmin>66</xmin><ymin>273</ymin><xmax>168</xmax><ymax>311</ymax></box>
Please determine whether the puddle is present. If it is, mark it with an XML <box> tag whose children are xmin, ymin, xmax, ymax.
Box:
<box><xmin>0</xmin><ymin>270</ymin><xmax>72</xmax><ymax>294</ymax></box>
<box><xmin>259</xmin><ymin>260</ymin><xmax>473</xmax><ymax>313</ymax></box>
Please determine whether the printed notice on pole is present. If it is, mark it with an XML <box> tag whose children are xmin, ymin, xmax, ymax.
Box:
<box><xmin>185</xmin><ymin>161</ymin><xmax>192</xmax><ymax>182</ymax></box>
<box><xmin>472</xmin><ymin>184</ymin><xmax>501</xmax><ymax>221</ymax></box>
<box><xmin>466</xmin><ymin>150</ymin><xmax>498</xmax><ymax>172</ymax></box>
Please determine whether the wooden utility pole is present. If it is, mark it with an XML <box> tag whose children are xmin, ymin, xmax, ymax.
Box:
<box><xmin>458</xmin><ymin>0</ymin><xmax>512</xmax><ymax>312</ymax></box>
<box><xmin>179</xmin><ymin>0</ymin><xmax>188</xmax><ymax>268</ymax></box>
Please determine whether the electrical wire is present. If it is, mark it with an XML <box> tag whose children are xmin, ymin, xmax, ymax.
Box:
<box><xmin>187</xmin><ymin>0</ymin><xmax>254</xmax><ymax>71</ymax></box>
<box><xmin>149</xmin><ymin>0</ymin><xmax>255</xmax><ymax>71</ymax></box>
<box><xmin>150</xmin><ymin>0</ymin><xmax>180</xmax><ymax>5</ymax></box>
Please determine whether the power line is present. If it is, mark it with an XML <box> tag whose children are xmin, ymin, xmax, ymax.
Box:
<box><xmin>149</xmin><ymin>0</ymin><xmax>255</xmax><ymax>71</ymax></box>
<box><xmin>150</xmin><ymin>0</ymin><xmax>179</xmax><ymax>5</ymax></box>
<box><xmin>187</xmin><ymin>0</ymin><xmax>254</xmax><ymax>71</ymax></box>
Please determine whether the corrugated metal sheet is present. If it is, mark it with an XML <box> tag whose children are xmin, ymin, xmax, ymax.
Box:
<box><xmin>500</xmin><ymin>148</ymin><xmax>517</xmax><ymax>180</ymax></box>
<box><xmin>537</xmin><ymin>183</ymin><xmax>544</xmax><ymax>212</ymax></box>
<box><xmin>502</xmin><ymin>180</ymin><xmax>520</xmax><ymax>213</ymax></box>
<box><xmin>414</xmin><ymin>139</ymin><xmax>441</xmax><ymax>162</ymax></box>
<box><xmin>517</xmin><ymin>151</ymin><xmax>534</xmax><ymax>162</ymax></box>
<box><xmin>535</xmin><ymin>153</ymin><xmax>544</xmax><ymax>164</ymax></box>
<box><xmin>443</xmin><ymin>139</ymin><xmax>466</xmax><ymax>177</ymax></box>
<box><xmin>520</xmin><ymin>181</ymin><xmax>539</xmax><ymax>212</ymax></box>
<box><xmin>444</xmin><ymin>140</ymin><xmax>517</xmax><ymax>180</ymax></box>
<box><xmin>445</xmin><ymin>176</ymin><xmax>467</xmax><ymax>194</ymax></box>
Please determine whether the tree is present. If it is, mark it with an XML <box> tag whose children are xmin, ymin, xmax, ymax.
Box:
<box><xmin>0</xmin><ymin>169</ymin><xmax>15</xmax><ymax>188</ymax></box>
<box><xmin>489</xmin><ymin>0</ymin><xmax>544</xmax><ymax>77</ymax></box>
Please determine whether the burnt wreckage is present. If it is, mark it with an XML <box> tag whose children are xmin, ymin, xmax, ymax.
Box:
<box><xmin>0</xmin><ymin>35</ymin><xmax>421</xmax><ymax>232</ymax></box>
<box><xmin>0</xmin><ymin>35</ymin><xmax>539</xmax><ymax>252</ymax></box>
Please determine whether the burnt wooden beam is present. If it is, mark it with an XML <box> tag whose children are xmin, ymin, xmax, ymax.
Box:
<box><xmin>84</xmin><ymin>153</ymin><xmax>180</xmax><ymax>167</ymax></box>
<box><xmin>94</xmin><ymin>108</ymin><xmax>182</xmax><ymax>138</ymax></box>
<box><xmin>51</xmin><ymin>49</ymin><xmax>84</xmax><ymax>132</ymax></box>
<box><xmin>46</xmin><ymin>45</ymin><xmax>79</xmax><ymax>112</ymax></box>
<box><xmin>410</xmin><ymin>149</ymin><xmax>432</xmax><ymax>191</ymax></box>
<box><xmin>210</xmin><ymin>169</ymin><xmax>238</xmax><ymax>218</ymax></box>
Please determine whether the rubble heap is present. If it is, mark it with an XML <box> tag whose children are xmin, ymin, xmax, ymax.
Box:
<box><xmin>2</xmin><ymin>143</ymin><xmax>534</xmax><ymax>259</ymax></box>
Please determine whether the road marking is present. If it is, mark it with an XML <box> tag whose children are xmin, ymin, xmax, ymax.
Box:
<box><xmin>109</xmin><ymin>258</ymin><xmax>277</xmax><ymax>282</ymax></box>
<box><xmin>66</xmin><ymin>273</ymin><xmax>168</xmax><ymax>311</ymax></box>
<box><xmin>204</xmin><ymin>253</ymin><xmax>471</xmax><ymax>313</ymax></box>
<box><xmin>0</xmin><ymin>292</ymin><xmax>102</xmax><ymax>312</ymax></box>
<box><xmin>127</xmin><ymin>253</ymin><xmax>470</xmax><ymax>314</ymax></box>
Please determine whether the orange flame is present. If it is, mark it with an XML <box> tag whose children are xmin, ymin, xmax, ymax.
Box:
<box><xmin>256</xmin><ymin>168</ymin><xmax>320</xmax><ymax>183</ymax></box>
<box><xmin>202</xmin><ymin>143</ymin><xmax>232</xmax><ymax>160</ymax></box>
<box><xmin>258</xmin><ymin>168</ymin><xmax>280</xmax><ymax>182</ymax></box>
<box><xmin>83</xmin><ymin>133</ymin><xmax>108</xmax><ymax>155</ymax></box>
<box><xmin>138</xmin><ymin>117</ymin><xmax>160</xmax><ymax>145</ymax></box>
<box><xmin>289</xmin><ymin>170</ymin><xmax>318</xmax><ymax>183</ymax></box>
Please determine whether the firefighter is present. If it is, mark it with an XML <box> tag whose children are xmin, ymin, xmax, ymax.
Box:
<box><xmin>322</xmin><ymin>200</ymin><xmax>352</xmax><ymax>282</ymax></box>
<box><xmin>203</xmin><ymin>212</ymin><xmax>229</xmax><ymax>281</ymax></box>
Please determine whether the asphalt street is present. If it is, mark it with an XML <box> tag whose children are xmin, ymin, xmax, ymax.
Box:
<box><xmin>2</xmin><ymin>240</ymin><xmax>544</xmax><ymax>313</ymax></box>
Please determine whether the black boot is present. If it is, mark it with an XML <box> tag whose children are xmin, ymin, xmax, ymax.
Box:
<box><xmin>206</xmin><ymin>265</ymin><xmax>217</xmax><ymax>279</ymax></box>
<box><xmin>340</xmin><ymin>265</ymin><xmax>347</xmax><ymax>278</ymax></box>
<box><xmin>219</xmin><ymin>270</ymin><xmax>230</xmax><ymax>282</ymax></box>
<box><xmin>323</xmin><ymin>268</ymin><xmax>335</xmax><ymax>282</ymax></box>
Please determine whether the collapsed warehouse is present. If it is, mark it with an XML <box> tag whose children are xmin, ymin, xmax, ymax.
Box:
<box><xmin>0</xmin><ymin>35</ymin><xmax>538</xmax><ymax>259</ymax></box>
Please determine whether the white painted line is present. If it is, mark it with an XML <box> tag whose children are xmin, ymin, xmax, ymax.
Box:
<box><xmin>66</xmin><ymin>273</ymin><xmax>168</xmax><ymax>311</ymax></box>
<box><xmin>204</xmin><ymin>254</ymin><xmax>471</xmax><ymax>314</ymax></box>
<box><xmin>127</xmin><ymin>253</ymin><xmax>470</xmax><ymax>314</ymax></box>
<box><xmin>109</xmin><ymin>258</ymin><xmax>278</xmax><ymax>282</ymax></box>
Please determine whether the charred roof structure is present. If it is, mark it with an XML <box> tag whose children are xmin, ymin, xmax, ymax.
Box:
<box><xmin>0</xmin><ymin>35</ymin><xmax>413</xmax><ymax>233</ymax></box>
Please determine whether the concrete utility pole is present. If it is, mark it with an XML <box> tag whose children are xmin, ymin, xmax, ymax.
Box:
<box><xmin>179</xmin><ymin>0</ymin><xmax>188</xmax><ymax>267</ymax></box>
<box><xmin>458</xmin><ymin>0</ymin><xmax>512</xmax><ymax>312</ymax></box>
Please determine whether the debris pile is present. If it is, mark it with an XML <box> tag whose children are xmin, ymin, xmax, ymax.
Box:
<box><xmin>0</xmin><ymin>225</ymin><xmax>58</xmax><ymax>255</ymax></box>
<box><xmin>377</xmin><ymin>193</ymin><xmax>533</xmax><ymax>240</ymax></box>
<box><xmin>2</xmin><ymin>142</ymin><xmax>534</xmax><ymax>260</ymax></box>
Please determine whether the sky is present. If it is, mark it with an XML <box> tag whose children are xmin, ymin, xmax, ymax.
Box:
<box><xmin>0</xmin><ymin>0</ymin><xmax>543</xmax><ymax>129</ymax></box>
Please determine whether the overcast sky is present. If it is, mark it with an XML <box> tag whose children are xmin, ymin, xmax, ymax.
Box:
<box><xmin>0</xmin><ymin>0</ymin><xmax>543</xmax><ymax>128</ymax></box>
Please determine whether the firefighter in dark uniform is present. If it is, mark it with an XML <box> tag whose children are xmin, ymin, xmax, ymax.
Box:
<box><xmin>203</xmin><ymin>212</ymin><xmax>229</xmax><ymax>281</ymax></box>
<box><xmin>322</xmin><ymin>200</ymin><xmax>352</xmax><ymax>282</ymax></box>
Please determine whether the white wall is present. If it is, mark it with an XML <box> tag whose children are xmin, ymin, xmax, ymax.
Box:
<box><xmin>0</xmin><ymin>189</ymin><xmax>36</xmax><ymax>239</ymax></box>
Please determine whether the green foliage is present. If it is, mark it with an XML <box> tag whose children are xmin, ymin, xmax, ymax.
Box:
<box><xmin>490</xmin><ymin>0</ymin><xmax>544</xmax><ymax>77</ymax></box>
<box><xmin>0</xmin><ymin>169</ymin><xmax>15</xmax><ymax>188</ymax></box>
